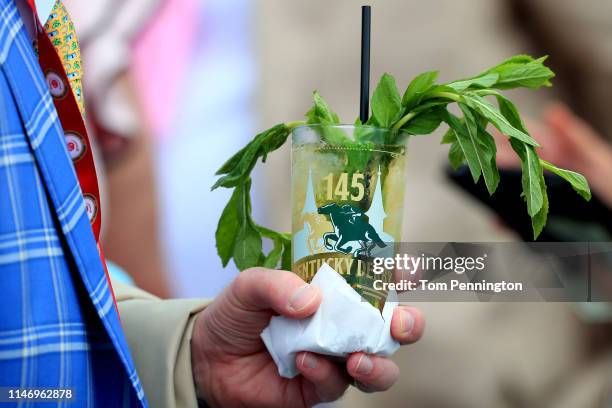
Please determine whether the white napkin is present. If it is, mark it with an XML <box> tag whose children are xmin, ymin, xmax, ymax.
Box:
<box><xmin>261</xmin><ymin>263</ymin><xmax>400</xmax><ymax>378</ymax></box>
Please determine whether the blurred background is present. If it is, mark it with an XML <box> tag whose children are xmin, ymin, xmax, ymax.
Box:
<box><xmin>66</xmin><ymin>0</ymin><xmax>612</xmax><ymax>406</ymax></box>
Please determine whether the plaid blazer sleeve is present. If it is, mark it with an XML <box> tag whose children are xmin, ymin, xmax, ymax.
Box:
<box><xmin>0</xmin><ymin>0</ymin><xmax>147</xmax><ymax>406</ymax></box>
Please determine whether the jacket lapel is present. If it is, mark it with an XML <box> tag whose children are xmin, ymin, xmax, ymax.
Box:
<box><xmin>0</xmin><ymin>1</ymin><xmax>146</xmax><ymax>405</ymax></box>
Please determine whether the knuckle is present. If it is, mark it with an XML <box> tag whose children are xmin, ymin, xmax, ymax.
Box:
<box><xmin>240</xmin><ymin>267</ymin><xmax>268</xmax><ymax>279</ymax></box>
<box><xmin>234</xmin><ymin>268</ymin><xmax>267</xmax><ymax>290</ymax></box>
<box><xmin>231</xmin><ymin>270</ymin><xmax>258</xmax><ymax>304</ymax></box>
<box><xmin>232</xmin><ymin>268</ymin><xmax>277</xmax><ymax>306</ymax></box>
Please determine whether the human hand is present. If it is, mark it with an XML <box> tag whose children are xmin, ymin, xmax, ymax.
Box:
<box><xmin>190</xmin><ymin>268</ymin><xmax>425</xmax><ymax>408</ymax></box>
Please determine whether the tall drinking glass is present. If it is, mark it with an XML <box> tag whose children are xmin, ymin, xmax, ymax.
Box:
<box><xmin>291</xmin><ymin>125</ymin><xmax>409</xmax><ymax>309</ymax></box>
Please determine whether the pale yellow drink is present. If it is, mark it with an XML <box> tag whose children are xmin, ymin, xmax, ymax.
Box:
<box><xmin>291</xmin><ymin>125</ymin><xmax>408</xmax><ymax>308</ymax></box>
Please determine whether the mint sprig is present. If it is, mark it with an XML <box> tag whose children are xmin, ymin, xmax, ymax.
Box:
<box><xmin>213</xmin><ymin>55</ymin><xmax>591</xmax><ymax>270</ymax></box>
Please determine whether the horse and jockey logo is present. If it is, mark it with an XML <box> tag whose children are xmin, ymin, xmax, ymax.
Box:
<box><xmin>317</xmin><ymin>203</ymin><xmax>386</xmax><ymax>258</ymax></box>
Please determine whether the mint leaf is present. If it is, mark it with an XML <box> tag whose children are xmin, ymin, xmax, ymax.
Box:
<box><xmin>485</xmin><ymin>56</ymin><xmax>554</xmax><ymax>90</ymax></box>
<box><xmin>212</xmin><ymin>143</ymin><xmax>261</xmax><ymax>189</ymax></box>
<box><xmin>212</xmin><ymin>124</ymin><xmax>289</xmax><ymax>189</ymax></box>
<box><xmin>492</xmin><ymin>93</ymin><xmax>529</xmax><ymax>133</ymax></box>
<box><xmin>442</xmin><ymin>111</ymin><xmax>480</xmax><ymax>183</ymax></box>
<box><xmin>262</xmin><ymin>238</ymin><xmax>283</xmax><ymax>268</ymax></box>
<box><xmin>475</xmin><ymin>121</ymin><xmax>500</xmax><ymax>195</ymax></box>
<box><xmin>216</xmin><ymin>144</ymin><xmax>249</xmax><ymax>175</ymax></box>
<box><xmin>215</xmin><ymin>178</ymin><xmax>264</xmax><ymax>270</ymax></box>
<box><xmin>478</xmin><ymin>55</ymin><xmax>535</xmax><ymax>78</ymax></box>
<box><xmin>441</xmin><ymin>123</ymin><xmax>465</xmax><ymax>169</ymax></box>
<box><xmin>401</xmin><ymin>108</ymin><xmax>444</xmax><ymax>135</ymax></box>
<box><xmin>305</xmin><ymin>92</ymin><xmax>350</xmax><ymax>145</ymax></box>
<box><xmin>540</xmin><ymin>160</ymin><xmax>591</xmax><ymax>201</ymax></box>
<box><xmin>281</xmin><ymin>239</ymin><xmax>292</xmax><ymax>270</ymax></box>
<box><xmin>306</xmin><ymin>91</ymin><xmax>340</xmax><ymax>125</ymax></box>
<box><xmin>370</xmin><ymin>73</ymin><xmax>402</xmax><ymax>127</ymax></box>
<box><xmin>494</xmin><ymin>92</ymin><xmax>549</xmax><ymax>235</ymax></box>
<box><xmin>463</xmin><ymin>93</ymin><xmax>540</xmax><ymax>147</ymax></box>
<box><xmin>485</xmin><ymin>55</ymin><xmax>535</xmax><ymax>67</ymax></box>
<box><xmin>234</xmin><ymin>222</ymin><xmax>262</xmax><ymax>270</ymax></box>
<box><xmin>411</xmin><ymin>99</ymin><xmax>452</xmax><ymax>114</ymax></box>
<box><xmin>441</xmin><ymin>127</ymin><xmax>456</xmax><ymax>145</ymax></box>
<box><xmin>257</xmin><ymin>225</ymin><xmax>291</xmax><ymax>269</ymax></box>
<box><xmin>263</xmin><ymin>127</ymin><xmax>292</xmax><ymax>160</ymax></box>
<box><xmin>531</xmin><ymin>171</ymin><xmax>549</xmax><ymax>239</ymax></box>
<box><xmin>448</xmin><ymin>141</ymin><xmax>465</xmax><ymax>170</ymax></box>
<box><xmin>215</xmin><ymin>185</ymin><xmax>242</xmax><ymax>266</ymax></box>
<box><xmin>445</xmin><ymin>107</ymin><xmax>498</xmax><ymax>194</ymax></box>
<box><xmin>447</xmin><ymin>73</ymin><xmax>499</xmax><ymax>91</ymax></box>
<box><xmin>511</xmin><ymin>140</ymin><xmax>544</xmax><ymax>216</ymax></box>
<box><xmin>421</xmin><ymin>84</ymin><xmax>460</xmax><ymax>101</ymax></box>
<box><xmin>402</xmin><ymin>71</ymin><xmax>438</xmax><ymax>110</ymax></box>
<box><xmin>231</xmin><ymin>178</ymin><xmax>263</xmax><ymax>270</ymax></box>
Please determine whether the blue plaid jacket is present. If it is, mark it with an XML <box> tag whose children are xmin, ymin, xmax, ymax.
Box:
<box><xmin>0</xmin><ymin>0</ymin><xmax>147</xmax><ymax>406</ymax></box>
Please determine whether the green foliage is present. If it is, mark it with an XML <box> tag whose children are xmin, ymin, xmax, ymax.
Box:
<box><xmin>368</xmin><ymin>73</ymin><xmax>402</xmax><ymax>127</ymax></box>
<box><xmin>480</xmin><ymin>55</ymin><xmax>555</xmax><ymax>89</ymax></box>
<box><xmin>215</xmin><ymin>178</ymin><xmax>291</xmax><ymax>270</ymax></box>
<box><xmin>511</xmin><ymin>139</ymin><xmax>544</xmax><ymax>217</ymax></box>
<box><xmin>212</xmin><ymin>124</ymin><xmax>291</xmax><ymax>189</ymax></box>
<box><xmin>401</xmin><ymin>108</ymin><xmax>445</xmax><ymax>135</ymax></box>
<box><xmin>401</xmin><ymin>71</ymin><xmax>438</xmax><ymax>110</ymax></box>
<box><xmin>305</xmin><ymin>91</ymin><xmax>340</xmax><ymax>125</ymax></box>
<box><xmin>462</xmin><ymin>93</ymin><xmax>539</xmax><ymax>147</ymax></box>
<box><xmin>540</xmin><ymin>160</ymin><xmax>591</xmax><ymax>201</ymax></box>
<box><xmin>213</xmin><ymin>55</ymin><xmax>590</xmax><ymax>270</ymax></box>
<box><xmin>447</xmin><ymin>73</ymin><xmax>499</xmax><ymax>91</ymax></box>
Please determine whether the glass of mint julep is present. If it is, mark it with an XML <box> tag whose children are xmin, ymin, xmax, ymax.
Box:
<box><xmin>213</xmin><ymin>56</ymin><xmax>591</xmax><ymax>312</ymax></box>
<box><xmin>291</xmin><ymin>125</ymin><xmax>409</xmax><ymax>310</ymax></box>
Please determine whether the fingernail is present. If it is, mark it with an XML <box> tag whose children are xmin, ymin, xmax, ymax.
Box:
<box><xmin>355</xmin><ymin>354</ymin><xmax>373</xmax><ymax>375</ymax></box>
<box><xmin>300</xmin><ymin>352</ymin><xmax>317</xmax><ymax>369</ymax></box>
<box><xmin>289</xmin><ymin>284</ymin><xmax>317</xmax><ymax>312</ymax></box>
<box><xmin>399</xmin><ymin>309</ymin><xmax>415</xmax><ymax>336</ymax></box>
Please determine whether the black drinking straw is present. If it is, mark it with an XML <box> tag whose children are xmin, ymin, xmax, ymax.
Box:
<box><xmin>360</xmin><ymin>5</ymin><xmax>371</xmax><ymax>123</ymax></box>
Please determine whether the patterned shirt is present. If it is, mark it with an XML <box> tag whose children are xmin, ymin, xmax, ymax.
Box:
<box><xmin>43</xmin><ymin>0</ymin><xmax>84</xmax><ymax>116</ymax></box>
<box><xmin>0</xmin><ymin>0</ymin><xmax>147</xmax><ymax>406</ymax></box>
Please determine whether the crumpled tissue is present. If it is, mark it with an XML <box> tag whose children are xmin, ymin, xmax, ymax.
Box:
<box><xmin>261</xmin><ymin>262</ymin><xmax>400</xmax><ymax>378</ymax></box>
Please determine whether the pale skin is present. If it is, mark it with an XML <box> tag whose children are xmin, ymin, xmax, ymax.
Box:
<box><xmin>190</xmin><ymin>267</ymin><xmax>425</xmax><ymax>408</ymax></box>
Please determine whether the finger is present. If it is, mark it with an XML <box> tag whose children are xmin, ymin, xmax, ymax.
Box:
<box><xmin>544</xmin><ymin>104</ymin><xmax>580</xmax><ymax>150</ymax></box>
<box><xmin>296</xmin><ymin>352</ymin><xmax>350</xmax><ymax>402</ymax></box>
<box><xmin>231</xmin><ymin>268</ymin><xmax>322</xmax><ymax>319</ymax></box>
<box><xmin>390</xmin><ymin>306</ymin><xmax>425</xmax><ymax>345</ymax></box>
<box><xmin>544</xmin><ymin>104</ymin><xmax>573</xmax><ymax>132</ymax></box>
<box><xmin>346</xmin><ymin>353</ymin><xmax>400</xmax><ymax>392</ymax></box>
<box><xmin>545</xmin><ymin>104</ymin><xmax>602</xmax><ymax>146</ymax></box>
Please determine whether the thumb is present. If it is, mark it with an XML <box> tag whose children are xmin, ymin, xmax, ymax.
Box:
<box><xmin>230</xmin><ymin>267</ymin><xmax>322</xmax><ymax>318</ymax></box>
<box><xmin>196</xmin><ymin>268</ymin><xmax>322</xmax><ymax>354</ymax></box>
